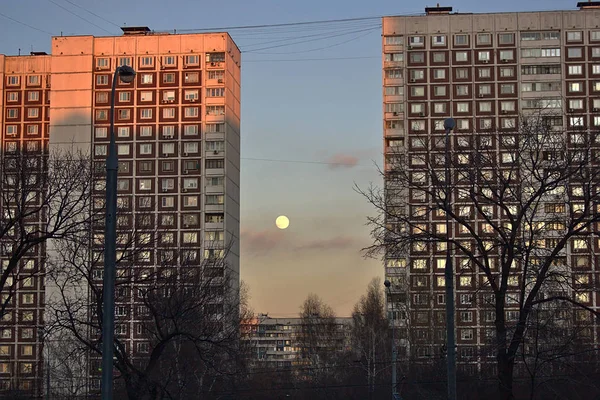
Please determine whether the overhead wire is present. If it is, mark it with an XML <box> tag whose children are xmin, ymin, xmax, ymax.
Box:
<box><xmin>60</xmin><ymin>0</ymin><xmax>122</xmax><ymax>29</ymax></box>
<box><xmin>45</xmin><ymin>0</ymin><xmax>114</xmax><ymax>35</ymax></box>
<box><xmin>0</xmin><ymin>11</ymin><xmax>56</xmax><ymax>36</ymax></box>
<box><xmin>243</xmin><ymin>56</ymin><xmax>379</xmax><ymax>63</ymax></box>
<box><xmin>241</xmin><ymin>25</ymin><xmax>380</xmax><ymax>53</ymax></box>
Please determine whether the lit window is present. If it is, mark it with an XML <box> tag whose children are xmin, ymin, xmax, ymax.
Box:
<box><xmin>459</xmin><ymin>276</ymin><xmax>472</xmax><ymax>286</ymax></box>
<box><xmin>183</xmin><ymin>196</ymin><xmax>198</xmax><ymax>207</ymax></box>
<box><xmin>183</xmin><ymin>232</ymin><xmax>198</xmax><ymax>243</ymax></box>
<box><xmin>139</xmin><ymin>179</ymin><xmax>152</xmax><ymax>190</ymax></box>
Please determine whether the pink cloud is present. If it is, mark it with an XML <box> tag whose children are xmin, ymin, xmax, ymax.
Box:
<box><xmin>326</xmin><ymin>154</ymin><xmax>360</xmax><ymax>169</ymax></box>
<box><xmin>241</xmin><ymin>229</ymin><xmax>286</xmax><ymax>256</ymax></box>
<box><xmin>295</xmin><ymin>236</ymin><xmax>358</xmax><ymax>251</ymax></box>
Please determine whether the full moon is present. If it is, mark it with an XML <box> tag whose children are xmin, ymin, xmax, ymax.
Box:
<box><xmin>275</xmin><ymin>215</ymin><xmax>290</xmax><ymax>230</ymax></box>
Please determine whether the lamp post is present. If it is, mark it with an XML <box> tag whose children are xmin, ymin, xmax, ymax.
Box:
<box><xmin>443</xmin><ymin>117</ymin><xmax>457</xmax><ymax>400</ymax></box>
<box><xmin>101</xmin><ymin>65</ymin><xmax>136</xmax><ymax>400</ymax></box>
<box><xmin>384</xmin><ymin>279</ymin><xmax>400</xmax><ymax>400</ymax></box>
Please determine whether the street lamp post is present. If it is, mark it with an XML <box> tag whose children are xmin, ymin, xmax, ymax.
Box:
<box><xmin>101</xmin><ymin>65</ymin><xmax>136</xmax><ymax>400</ymax></box>
<box><xmin>384</xmin><ymin>279</ymin><xmax>399</xmax><ymax>400</ymax></box>
<box><xmin>443</xmin><ymin>117</ymin><xmax>457</xmax><ymax>400</ymax></box>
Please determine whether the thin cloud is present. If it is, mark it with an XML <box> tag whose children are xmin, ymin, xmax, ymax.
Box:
<box><xmin>326</xmin><ymin>153</ymin><xmax>360</xmax><ymax>169</ymax></box>
<box><xmin>241</xmin><ymin>229</ymin><xmax>286</xmax><ymax>256</ymax></box>
<box><xmin>295</xmin><ymin>236</ymin><xmax>358</xmax><ymax>251</ymax></box>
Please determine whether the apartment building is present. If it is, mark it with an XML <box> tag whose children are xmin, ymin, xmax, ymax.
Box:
<box><xmin>0</xmin><ymin>28</ymin><xmax>241</xmax><ymax>396</ymax></box>
<box><xmin>382</xmin><ymin>3</ymin><xmax>600</xmax><ymax>375</ymax></box>
<box><xmin>243</xmin><ymin>316</ymin><xmax>352</xmax><ymax>371</ymax></box>
<box><xmin>0</xmin><ymin>53</ymin><xmax>51</xmax><ymax>396</ymax></box>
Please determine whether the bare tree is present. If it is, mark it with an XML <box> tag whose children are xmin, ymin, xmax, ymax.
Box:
<box><xmin>350</xmin><ymin>277</ymin><xmax>389</xmax><ymax>398</ymax></box>
<box><xmin>47</xmin><ymin>220</ymin><xmax>243</xmax><ymax>400</ymax></box>
<box><xmin>0</xmin><ymin>147</ymin><xmax>93</xmax><ymax>318</ymax></box>
<box><xmin>298</xmin><ymin>294</ymin><xmax>348</xmax><ymax>388</ymax></box>
<box><xmin>360</xmin><ymin>111</ymin><xmax>600</xmax><ymax>399</ymax></box>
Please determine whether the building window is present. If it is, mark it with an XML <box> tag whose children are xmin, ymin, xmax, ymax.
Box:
<box><xmin>163</xmin><ymin>108</ymin><xmax>176</xmax><ymax>118</ymax></box>
<box><xmin>498</xmin><ymin>33</ymin><xmax>514</xmax><ymax>44</ymax></box>
<box><xmin>161</xmin><ymin>179</ymin><xmax>174</xmax><ymax>190</ymax></box>
<box><xmin>183</xmin><ymin>232</ymin><xmax>198</xmax><ymax>244</ymax></box>
<box><xmin>455</xmin><ymin>51</ymin><xmax>468</xmax><ymax>62</ymax></box>
<box><xmin>119</xmin><ymin>92</ymin><xmax>131</xmax><ymax>102</ymax></box>
<box><xmin>569</xmin><ymin>82</ymin><xmax>582</xmax><ymax>92</ymax></box>
<box><xmin>433</xmin><ymin>86</ymin><xmax>446</xmax><ymax>96</ymax></box>
<box><xmin>96</xmin><ymin>75</ymin><xmax>109</xmax><ymax>85</ymax></box>
<box><xmin>500</xmin><ymin>83</ymin><xmax>515</xmax><ymax>94</ymax></box>
<box><xmin>140</xmin><ymin>56</ymin><xmax>154</xmax><ymax>67</ymax></box>
<box><xmin>478</xmin><ymin>51</ymin><xmax>490</xmax><ymax>61</ymax></box>
<box><xmin>27</xmin><ymin>91</ymin><xmax>39</xmax><ymax>102</ymax></box>
<box><xmin>117</xmin><ymin>126</ymin><xmax>130</xmax><ymax>138</ymax></box>
<box><xmin>385</xmin><ymin>69</ymin><xmax>402</xmax><ymax>79</ymax></box>
<box><xmin>384</xmin><ymin>53</ymin><xmax>403</xmax><ymax>62</ymax></box>
<box><xmin>184</xmin><ymin>72</ymin><xmax>199</xmax><ymax>83</ymax></box>
<box><xmin>477</xmin><ymin>33</ymin><xmax>491</xmax><ymax>45</ymax></box>
<box><xmin>140</xmin><ymin>126</ymin><xmax>152</xmax><ymax>136</ymax></box>
<box><xmin>409</xmin><ymin>52</ymin><xmax>424</xmax><ymax>63</ymax></box>
<box><xmin>140</xmin><ymin>161</ymin><xmax>153</xmax><ymax>172</ymax></box>
<box><xmin>141</xmin><ymin>73</ymin><xmax>153</xmax><ymax>84</ymax></box>
<box><xmin>432</xmin><ymin>52</ymin><xmax>446</xmax><ymax>62</ymax></box>
<box><xmin>162</xmin><ymin>125</ymin><xmax>175</xmax><ymax>138</ymax></box>
<box><xmin>455</xmin><ymin>68</ymin><xmax>469</xmax><ymax>79</ymax></box>
<box><xmin>162</xmin><ymin>55</ymin><xmax>176</xmax><ymax>66</ymax></box>
<box><xmin>206</xmin><ymin>195</ymin><xmax>224</xmax><ymax>205</ymax></box>
<box><xmin>184</xmin><ymin>125</ymin><xmax>199</xmax><ymax>136</ymax></box>
<box><xmin>206</xmin><ymin>87</ymin><xmax>225</xmax><ymax>97</ymax></box>
<box><xmin>478</xmin><ymin>102</ymin><xmax>492</xmax><ymax>112</ymax></box>
<box><xmin>431</xmin><ymin>35</ymin><xmax>446</xmax><ymax>46</ymax></box>
<box><xmin>499</xmin><ymin>67</ymin><xmax>514</xmax><ymax>77</ymax></box>
<box><xmin>185</xmin><ymin>54</ymin><xmax>199</xmax><ymax>65</ymax></box>
<box><xmin>139</xmin><ymin>179</ymin><xmax>152</xmax><ymax>190</ymax></box>
<box><xmin>162</xmin><ymin>73</ymin><xmax>176</xmax><ymax>83</ymax></box>
<box><xmin>140</xmin><ymin>91</ymin><xmax>153</xmax><ymax>101</ymax></box>
<box><xmin>567</xmin><ymin>31</ymin><xmax>582</xmax><ymax>42</ymax></box>
<box><xmin>454</xmin><ymin>34</ymin><xmax>469</xmax><ymax>45</ymax></box>
<box><xmin>433</xmin><ymin>69</ymin><xmax>446</xmax><ymax>79</ymax></box>
<box><xmin>456</xmin><ymin>85</ymin><xmax>469</xmax><ymax>95</ymax></box>
<box><xmin>27</xmin><ymin>75</ymin><xmax>40</xmax><ymax>86</ymax></box>
<box><xmin>26</xmin><ymin>108</ymin><xmax>39</xmax><ymax>118</ymax></box>
<box><xmin>185</xmin><ymin>90</ymin><xmax>199</xmax><ymax>100</ymax></box>
<box><xmin>479</xmin><ymin>84</ymin><xmax>491</xmax><ymax>95</ymax></box>
<box><xmin>568</xmin><ymin>48</ymin><xmax>583</xmax><ymax>58</ymax></box>
<box><xmin>408</xmin><ymin>36</ymin><xmax>424</xmax><ymax>46</ymax></box>
<box><xmin>27</xmin><ymin>125</ymin><xmax>38</xmax><ymax>135</ymax></box>
<box><xmin>96</xmin><ymin>110</ymin><xmax>108</xmax><ymax>120</ymax></box>
<box><xmin>6</xmin><ymin>76</ymin><xmax>20</xmax><ymax>86</ymax></box>
<box><xmin>162</xmin><ymin>143</ymin><xmax>175</xmax><ymax>154</ymax></box>
<box><xmin>118</xmin><ymin>109</ymin><xmax>130</xmax><ymax>120</ymax></box>
<box><xmin>499</xmin><ymin>50</ymin><xmax>514</xmax><ymax>60</ymax></box>
<box><xmin>96</xmin><ymin>92</ymin><xmax>108</xmax><ymax>103</ymax></box>
<box><xmin>117</xmin><ymin>144</ymin><xmax>130</xmax><ymax>156</ymax></box>
<box><xmin>140</xmin><ymin>109</ymin><xmax>153</xmax><ymax>119</ymax></box>
<box><xmin>118</xmin><ymin>57</ymin><xmax>131</xmax><ymax>66</ymax></box>
<box><xmin>185</xmin><ymin>107</ymin><xmax>199</xmax><ymax>117</ymax></box>
<box><xmin>139</xmin><ymin>143</ymin><xmax>153</xmax><ymax>155</ymax></box>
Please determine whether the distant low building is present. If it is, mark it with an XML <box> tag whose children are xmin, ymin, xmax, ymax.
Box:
<box><xmin>242</xmin><ymin>315</ymin><xmax>352</xmax><ymax>371</ymax></box>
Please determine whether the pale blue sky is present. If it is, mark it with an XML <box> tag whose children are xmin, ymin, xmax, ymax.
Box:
<box><xmin>0</xmin><ymin>0</ymin><xmax>580</xmax><ymax>315</ymax></box>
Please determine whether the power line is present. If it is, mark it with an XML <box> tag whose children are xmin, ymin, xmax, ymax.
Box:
<box><xmin>245</xmin><ymin>28</ymin><xmax>380</xmax><ymax>55</ymax></box>
<box><xmin>0</xmin><ymin>11</ymin><xmax>56</xmax><ymax>36</ymax></box>
<box><xmin>243</xmin><ymin>56</ymin><xmax>378</xmax><ymax>63</ymax></box>
<box><xmin>171</xmin><ymin>16</ymin><xmax>385</xmax><ymax>33</ymax></box>
<box><xmin>61</xmin><ymin>0</ymin><xmax>121</xmax><ymax>29</ymax></box>
<box><xmin>242</xmin><ymin>25</ymin><xmax>380</xmax><ymax>53</ymax></box>
<box><xmin>45</xmin><ymin>0</ymin><xmax>114</xmax><ymax>35</ymax></box>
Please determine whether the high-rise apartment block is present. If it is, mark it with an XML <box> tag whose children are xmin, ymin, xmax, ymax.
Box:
<box><xmin>0</xmin><ymin>28</ymin><xmax>240</xmax><ymax>396</ymax></box>
<box><xmin>382</xmin><ymin>3</ymin><xmax>600</xmax><ymax>373</ymax></box>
